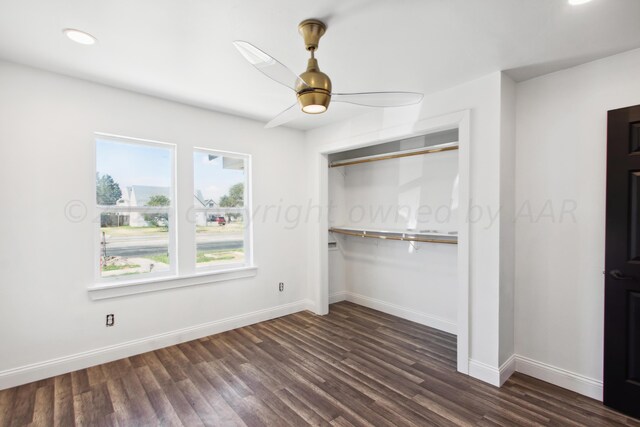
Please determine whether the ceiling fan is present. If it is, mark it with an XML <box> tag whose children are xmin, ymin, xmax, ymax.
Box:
<box><xmin>233</xmin><ymin>19</ymin><xmax>424</xmax><ymax>128</ymax></box>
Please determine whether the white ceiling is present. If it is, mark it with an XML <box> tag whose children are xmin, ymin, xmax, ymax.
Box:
<box><xmin>1</xmin><ymin>0</ymin><xmax>639</xmax><ymax>130</ymax></box>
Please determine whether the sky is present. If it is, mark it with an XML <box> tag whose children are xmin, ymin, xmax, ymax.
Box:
<box><xmin>194</xmin><ymin>151</ymin><xmax>244</xmax><ymax>202</ymax></box>
<box><xmin>96</xmin><ymin>138</ymin><xmax>243</xmax><ymax>203</ymax></box>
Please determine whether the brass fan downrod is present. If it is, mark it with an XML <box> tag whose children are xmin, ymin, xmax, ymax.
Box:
<box><xmin>296</xmin><ymin>19</ymin><xmax>332</xmax><ymax>114</ymax></box>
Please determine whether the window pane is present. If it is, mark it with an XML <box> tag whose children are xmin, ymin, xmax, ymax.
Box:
<box><xmin>196</xmin><ymin>212</ymin><xmax>245</xmax><ymax>267</ymax></box>
<box><xmin>96</xmin><ymin>138</ymin><xmax>172</xmax><ymax>207</ymax></box>
<box><xmin>99</xmin><ymin>216</ymin><xmax>171</xmax><ymax>278</ymax></box>
<box><xmin>194</xmin><ymin>152</ymin><xmax>245</xmax><ymax>210</ymax></box>
<box><xmin>96</xmin><ymin>137</ymin><xmax>174</xmax><ymax>280</ymax></box>
<box><xmin>194</xmin><ymin>150</ymin><xmax>247</xmax><ymax>269</ymax></box>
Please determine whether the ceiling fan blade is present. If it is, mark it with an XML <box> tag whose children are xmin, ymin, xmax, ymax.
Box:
<box><xmin>233</xmin><ymin>41</ymin><xmax>308</xmax><ymax>91</ymax></box>
<box><xmin>265</xmin><ymin>103</ymin><xmax>304</xmax><ymax>128</ymax></box>
<box><xmin>331</xmin><ymin>91</ymin><xmax>423</xmax><ymax>107</ymax></box>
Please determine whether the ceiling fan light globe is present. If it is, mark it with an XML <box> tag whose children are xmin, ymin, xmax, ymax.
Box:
<box><xmin>302</xmin><ymin>104</ymin><xmax>327</xmax><ymax>114</ymax></box>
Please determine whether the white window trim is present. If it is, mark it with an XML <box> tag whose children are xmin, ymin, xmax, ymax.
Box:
<box><xmin>88</xmin><ymin>266</ymin><xmax>258</xmax><ymax>300</ymax></box>
<box><xmin>90</xmin><ymin>134</ymin><xmax>257</xmax><ymax>299</ymax></box>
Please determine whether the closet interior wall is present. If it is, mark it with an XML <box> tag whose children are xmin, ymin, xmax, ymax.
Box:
<box><xmin>328</xmin><ymin>131</ymin><xmax>459</xmax><ymax>334</ymax></box>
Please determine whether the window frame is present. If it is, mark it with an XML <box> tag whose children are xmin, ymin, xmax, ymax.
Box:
<box><xmin>192</xmin><ymin>147</ymin><xmax>253</xmax><ymax>273</ymax></box>
<box><xmin>93</xmin><ymin>132</ymin><xmax>178</xmax><ymax>285</ymax></box>
<box><xmin>89</xmin><ymin>134</ymin><xmax>257</xmax><ymax>299</ymax></box>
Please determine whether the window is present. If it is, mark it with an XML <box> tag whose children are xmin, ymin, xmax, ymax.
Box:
<box><xmin>92</xmin><ymin>134</ymin><xmax>254</xmax><ymax>295</ymax></box>
<box><xmin>193</xmin><ymin>149</ymin><xmax>251</xmax><ymax>271</ymax></box>
<box><xmin>95</xmin><ymin>135</ymin><xmax>176</xmax><ymax>281</ymax></box>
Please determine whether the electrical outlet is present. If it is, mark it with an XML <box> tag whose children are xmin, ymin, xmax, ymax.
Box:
<box><xmin>278</xmin><ymin>282</ymin><xmax>284</xmax><ymax>292</ymax></box>
<box><xmin>106</xmin><ymin>314</ymin><xmax>114</xmax><ymax>327</ymax></box>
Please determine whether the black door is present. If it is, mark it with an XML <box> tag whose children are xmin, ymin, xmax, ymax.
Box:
<box><xmin>604</xmin><ymin>104</ymin><xmax>640</xmax><ymax>418</ymax></box>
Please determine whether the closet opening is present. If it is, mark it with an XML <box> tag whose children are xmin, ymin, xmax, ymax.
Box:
<box><xmin>327</xmin><ymin>128</ymin><xmax>462</xmax><ymax>371</ymax></box>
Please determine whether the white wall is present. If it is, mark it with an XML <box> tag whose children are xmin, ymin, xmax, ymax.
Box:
<box><xmin>0</xmin><ymin>61</ymin><xmax>309</xmax><ymax>389</ymax></box>
<box><xmin>328</xmin><ymin>168</ymin><xmax>346</xmax><ymax>298</ymax></box>
<box><xmin>515</xmin><ymin>48</ymin><xmax>640</xmax><ymax>399</ymax></box>
<box><xmin>327</xmin><ymin>151</ymin><xmax>459</xmax><ymax>333</ymax></box>
<box><xmin>335</xmin><ymin>238</ymin><xmax>458</xmax><ymax>333</ymax></box>
<box><xmin>306</xmin><ymin>72</ymin><xmax>511</xmax><ymax>384</ymax></box>
<box><xmin>335</xmin><ymin>150</ymin><xmax>459</xmax><ymax>232</ymax></box>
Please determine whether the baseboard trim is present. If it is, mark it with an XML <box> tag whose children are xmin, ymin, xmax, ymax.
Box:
<box><xmin>329</xmin><ymin>291</ymin><xmax>347</xmax><ymax>304</ymax></box>
<box><xmin>515</xmin><ymin>355</ymin><xmax>603</xmax><ymax>401</ymax></box>
<box><xmin>468</xmin><ymin>354</ymin><xmax>601</xmax><ymax>397</ymax></box>
<box><xmin>303</xmin><ymin>298</ymin><xmax>317</xmax><ymax>312</ymax></box>
<box><xmin>468</xmin><ymin>358</ymin><xmax>501</xmax><ymax>386</ymax></box>
<box><xmin>0</xmin><ymin>299</ymin><xmax>311</xmax><ymax>391</ymax></box>
<box><xmin>338</xmin><ymin>291</ymin><xmax>457</xmax><ymax>335</ymax></box>
<box><xmin>500</xmin><ymin>354</ymin><xmax>517</xmax><ymax>386</ymax></box>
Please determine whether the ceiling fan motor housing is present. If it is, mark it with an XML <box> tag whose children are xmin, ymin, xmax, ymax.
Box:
<box><xmin>296</xmin><ymin>57</ymin><xmax>332</xmax><ymax>113</ymax></box>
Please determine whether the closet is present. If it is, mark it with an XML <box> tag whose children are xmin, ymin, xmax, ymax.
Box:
<box><xmin>328</xmin><ymin>129</ymin><xmax>459</xmax><ymax>334</ymax></box>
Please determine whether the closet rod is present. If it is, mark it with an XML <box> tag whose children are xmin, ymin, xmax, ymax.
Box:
<box><xmin>329</xmin><ymin>228</ymin><xmax>458</xmax><ymax>245</ymax></box>
<box><xmin>329</xmin><ymin>144</ymin><xmax>458</xmax><ymax>168</ymax></box>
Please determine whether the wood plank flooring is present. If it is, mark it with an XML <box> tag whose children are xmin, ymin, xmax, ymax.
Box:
<box><xmin>1</xmin><ymin>301</ymin><xmax>638</xmax><ymax>426</ymax></box>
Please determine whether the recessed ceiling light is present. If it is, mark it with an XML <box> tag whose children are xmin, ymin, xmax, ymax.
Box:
<box><xmin>568</xmin><ymin>0</ymin><xmax>592</xmax><ymax>5</ymax></box>
<box><xmin>63</xmin><ymin>28</ymin><xmax>97</xmax><ymax>45</ymax></box>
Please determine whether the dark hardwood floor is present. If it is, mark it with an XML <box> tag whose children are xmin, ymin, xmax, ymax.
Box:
<box><xmin>1</xmin><ymin>301</ymin><xmax>638</xmax><ymax>426</ymax></box>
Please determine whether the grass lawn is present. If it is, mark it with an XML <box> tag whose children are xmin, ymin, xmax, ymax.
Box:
<box><xmin>102</xmin><ymin>263</ymin><xmax>140</xmax><ymax>271</ymax></box>
<box><xmin>197</xmin><ymin>248</ymin><xmax>244</xmax><ymax>264</ymax></box>
<box><xmin>196</xmin><ymin>222</ymin><xmax>244</xmax><ymax>234</ymax></box>
<box><xmin>197</xmin><ymin>252</ymin><xmax>234</xmax><ymax>263</ymax></box>
<box><xmin>147</xmin><ymin>253</ymin><xmax>169</xmax><ymax>264</ymax></box>
<box><xmin>145</xmin><ymin>248</ymin><xmax>244</xmax><ymax>265</ymax></box>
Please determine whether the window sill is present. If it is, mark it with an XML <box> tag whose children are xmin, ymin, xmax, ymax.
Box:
<box><xmin>88</xmin><ymin>266</ymin><xmax>258</xmax><ymax>300</ymax></box>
